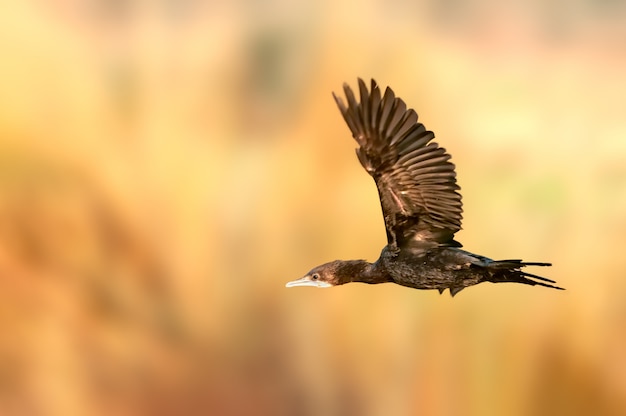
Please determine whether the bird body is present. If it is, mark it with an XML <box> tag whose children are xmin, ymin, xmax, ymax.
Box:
<box><xmin>286</xmin><ymin>79</ymin><xmax>563</xmax><ymax>295</ymax></box>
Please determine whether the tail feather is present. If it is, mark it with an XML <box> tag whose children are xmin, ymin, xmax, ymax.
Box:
<box><xmin>517</xmin><ymin>272</ymin><xmax>564</xmax><ymax>290</ymax></box>
<box><xmin>520</xmin><ymin>270</ymin><xmax>558</xmax><ymax>284</ymax></box>
<box><xmin>489</xmin><ymin>260</ymin><xmax>552</xmax><ymax>268</ymax></box>
<box><xmin>486</xmin><ymin>260</ymin><xmax>564</xmax><ymax>290</ymax></box>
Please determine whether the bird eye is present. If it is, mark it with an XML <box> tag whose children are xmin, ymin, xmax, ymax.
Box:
<box><xmin>311</xmin><ymin>273</ymin><xmax>320</xmax><ymax>280</ymax></box>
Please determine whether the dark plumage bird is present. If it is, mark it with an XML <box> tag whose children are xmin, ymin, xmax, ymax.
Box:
<box><xmin>286</xmin><ymin>79</ymin><xmax>563</xmax><ymax>296</ymax></box>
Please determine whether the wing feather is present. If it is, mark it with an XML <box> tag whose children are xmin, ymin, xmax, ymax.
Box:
<box><xmin>358</xmin><ymin>79</ymin><xmax>371</xmax><ymax>136</ymax></box>
<box><xmin>334</xmin><ymin>78</ymin><xmax>463</xmax><ymax>248</ymax></box>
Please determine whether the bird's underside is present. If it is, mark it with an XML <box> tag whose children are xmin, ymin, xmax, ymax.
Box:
<box><xmin>286</xmin><ymin>78</ymin><xmax>563</xmax><ymax>295</ymax></box>
<box><xmin>375</xmin><ymin>245</ymin><xmax>561</xmax><ymax>296</ymax></box>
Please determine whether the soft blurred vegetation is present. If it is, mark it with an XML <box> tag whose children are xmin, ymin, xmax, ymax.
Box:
<box><xmin>1</xmin><ymin>0</ymin><xmax>626</xmax><ymax>415</ymax></box>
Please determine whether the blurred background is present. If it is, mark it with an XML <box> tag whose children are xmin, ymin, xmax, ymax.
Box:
<box><xmin>1</xmin><ymin>0</ymin><xmax>626</xmax><ymax>415</ymax></box>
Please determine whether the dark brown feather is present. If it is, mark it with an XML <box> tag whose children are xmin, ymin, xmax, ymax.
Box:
<box><xmin>333</xmin><ymin>78</ymin><xmax>463</xmax><ymax>248</ymax></box>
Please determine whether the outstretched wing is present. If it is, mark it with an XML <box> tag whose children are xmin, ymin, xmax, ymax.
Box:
<box><xmin>333</xmin><ymin>78</ymin><xmax>463</xmax><ymax>249</ymax></box>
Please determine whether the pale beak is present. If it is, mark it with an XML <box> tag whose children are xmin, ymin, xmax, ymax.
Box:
<box><xmin>285</xmin><ymin>276</ymin><xmax>332</xmax><ymax>288</ymax></box>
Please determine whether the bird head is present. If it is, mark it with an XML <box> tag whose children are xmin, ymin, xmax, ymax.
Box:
<box><xmin>286</xmin><ymin>260</ymin><xmax>373</xmax><ymax>288</ymax></box>
<box><xmin>285</xmin><ymin>261</ymin><xmax>347</xmax><ymax>288</ymax></box>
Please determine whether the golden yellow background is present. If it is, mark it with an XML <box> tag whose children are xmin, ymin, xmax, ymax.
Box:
<box><xmin>1</xmin><ymin>1</ymin><xmax>625</xmax><ymax>415</ymax></box>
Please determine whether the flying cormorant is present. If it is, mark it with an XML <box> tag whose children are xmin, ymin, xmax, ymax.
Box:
<box><xmin>286</xmin><ymin>79</ymin><xmax>563</xmax><ymax>296</ymax></box>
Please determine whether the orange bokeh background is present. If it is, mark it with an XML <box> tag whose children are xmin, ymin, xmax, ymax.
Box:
<box><xmin>1</xmin><ymin>1</ymin><xmax>625</xmax><ymax>415</ymax></box>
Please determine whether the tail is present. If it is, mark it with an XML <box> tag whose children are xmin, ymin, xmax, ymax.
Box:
<box><xmin>485</xmin><ymin>260</ymin><xmax>564</xmax><ymax>290</ymax></box>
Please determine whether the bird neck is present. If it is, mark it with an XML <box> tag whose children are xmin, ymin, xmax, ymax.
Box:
<box><xmin>337</xmin><ymin>260</ymin><xmax>389</xmax><ymax>285</ymax></box>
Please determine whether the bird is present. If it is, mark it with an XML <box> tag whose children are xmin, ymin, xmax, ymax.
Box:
<box><xmin>286</xmin><ymin>78</ymin><xmax>563</xmax><ymax>296</ymax></box>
